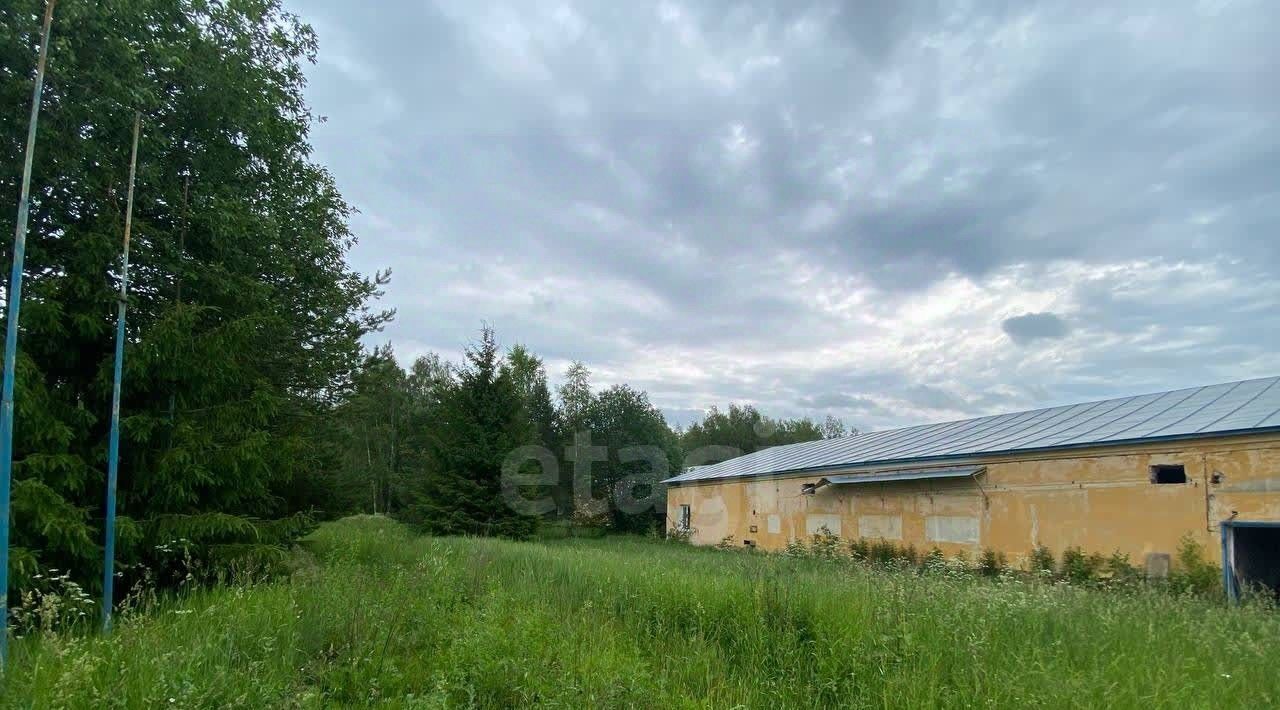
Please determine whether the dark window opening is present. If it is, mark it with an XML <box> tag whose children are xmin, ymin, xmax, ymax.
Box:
<box><xmin>1226</xmin><ymin>526</ymin><xmax>1280</xmax><ymax>601</ymax></box>
<box><xmin>677</xmin><ymin>504</ymin><xmax>691</xmax><ymax>531</ymax></box>
<box><xmin>1150</xmin><ymin>464</ymin><xmax>1187</xmax><ymax>484</ymax></box>
<box><xmin>743</xmin><ymin>539</ymin><xmax>756</xmax><ymax>548</ymax></box>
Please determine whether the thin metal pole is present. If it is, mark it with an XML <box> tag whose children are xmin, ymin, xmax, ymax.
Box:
<box><xmin>0</xmin><ymin>0</ymin><xmax>57</xmax><ymax>666</ymax></box>
<box><xmin>102</xmin><ymin>111</ymin><xmax>141</xmax><ymax>633</ymax></box>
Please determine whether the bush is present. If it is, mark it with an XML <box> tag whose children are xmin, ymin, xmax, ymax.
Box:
<box><xmin>1102</xmin><ymin>551</ymin><xmax>1143</xmax><ymax>587</ymax></box>
<box><xmin>664</xmin><ymin>526</ymin><xmax>694</xmax><ymax>544</ymax></box>
<box><xmin>1060</xmin><ymin>547</ymin><xmax>1103</xmax><ymax>584</ymax></box>
<box><xmin>899</xmin><ymin>544</ymin><xmax>920</xmax><ymax>567</ymax></box>
<box><xmin>1173</xmin><ymin>534</ymin><xmax>1220</xmax><ymax>596</ymax></box>
<box><xmin>868</xmin><ymin>539</ymin><xmax>899</xmax><ymax>566</ymax></box>
<box><xmin>1029</xmin><ymin>545</ymin><xmax>1056</xmax><ymax>578</ymax></box>
<box><xmin>978</xmin><ymin>548</ymin><xmax>1007</xmax><ymax>577</ymax></box>
<box><xmin>921</xmin><ymin>547</ymin><xmax>946</xmax><ymax>573</ymax></box>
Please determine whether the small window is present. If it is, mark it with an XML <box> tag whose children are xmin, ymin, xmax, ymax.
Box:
<box><xmin>677</xmin><ymin>504</ymin><xmax>691</xmax><ymax>531</ymax></box>
<box><xmin>1150</xmin><ymin>464</ymin><xmax>1187</xmax><ymax>484</ymax></box>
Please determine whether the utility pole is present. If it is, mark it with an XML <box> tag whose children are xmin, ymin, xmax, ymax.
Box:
<box><xmin>102</xmin><ymin>111</ymin><xmax>142</xmax><ymax>633</ymax></box>
<box><xmin>0</xmin><ymin>0</ymin><xmax>57</xmax><ymax>666</ymax></box>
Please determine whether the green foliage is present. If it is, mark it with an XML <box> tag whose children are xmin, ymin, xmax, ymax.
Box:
<box><xmin>1</xmin><ymin>0</ymin><xmax>387</xmax><ymax>602</ymax></box>
<box><xmin>1103</xmin><ymin>551</ymin><xmax>1143</xmax><ymax>587</ymax></box>
<box><xmin>868</xmin><ymin>538</ymin><xmax>900</xmax><ymax>565</ymax></box>
<box><xmin>324</xmin><ymin>335</ymin><xmax>684</xmax><ymax>535</ymax></box>
<box><xmin>678</xmin><ymin>404</ymin><xmax>855</xmax><ymax>466</ymax></box>
<box><xmin>398</xmin><ymin>328</ymin><xmax>536</xmax><ymax>538</ymax></box>
<box><xmin>1173</xmin><ymin>534</ymin><xmax>1221</xmax><ymax>595</ymax></box>
<box><xmin>6</xmin><ymin>517</ymin><xmax>1277</xmax><ymax>708</ymax></box>
<box><xmin>579</xmin><ymin>384</ymin><xmax>681</xmax><ymax>533</ymax></box>
<box><xmin>808</xmin><ymin>526</ymin><xmax>842</xmax><ymax>560</ymax></box>
<box><xmin>323</xmin><ymin>346</ymin><xmax>420</xmax><ymax>517</ymax></box>
<box><xmin>663</xmin><ymin>524</ymin><xmax>693</xmax><ymax>544</ymax></box>
<box><xmin>921</xmin><ymin>547</ymin><xmax>946</xmax><ymax>572</ymax></box>
<box><xmin>1029</xmin><ymin>544</ymin><xmax>1057</xmax><ymax>577</ymax></box>
<box><xmin>1060</xmin><ymin>546</ymin><xmax>1105</xmax><ymax>584</ymax></box>
<box><xmin>978</xmin><ymin>548</ymin><xmax>1007</xmax><ymax>577</ymax></box>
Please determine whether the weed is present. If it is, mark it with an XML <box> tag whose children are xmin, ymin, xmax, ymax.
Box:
<box><xmin>4</xmin><ymin>518</ymin><xmax>1272</xmax><ymax>709</ymax></box>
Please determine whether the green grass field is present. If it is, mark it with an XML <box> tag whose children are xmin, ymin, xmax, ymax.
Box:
<box><xmin>4</xmin><ymin>516</ymin><xmax>1278</xmax><ymax>708</ymax></box>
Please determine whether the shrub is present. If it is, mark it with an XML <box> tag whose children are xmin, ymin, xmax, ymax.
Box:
<box><xmin>1172</xmin><ymin>534</ymin><xmax>1220</xmax><ymax>596</ymax></box>
<box><xmin>809</xmin><ymin>526</ymin><xmax>843</xmax><ymax>560</ymax></box>
<box><xmin>1061</xmin><ymin>546</ymin><xmax>1104</xmax><ymax>584</ymax></box>
<box><xmin>868</xmin><ymin>539</ymin><xmax>898</xmax><ymax>566</ymax></box>
<box><xmin>921</xmin><ymin>547</ymin><xmax>946</xmax><ymax>573</ymax></box>
<box><xmin>664</xmin><ymin>526</ymin><xmax>694</xmax><ymax>544</ymax></box>
<box><xmin>978</xmin><ymin>548</ymin><xmax>1007</xmax><ymax>577</ymax></box>
<box><xmin>1029</xmin><ymin>545</ymin><xmax>1056</xmax><ymax>578</ymax></box>
<box><xmin>1102</xmin><ymin>551</ymin><xmax>1142</xmax><ymax>588</ymax></box>
<box><xmin>899</xmin><ymin>544</ymin><xmax>920</xmax><ymax>567</ymax></box>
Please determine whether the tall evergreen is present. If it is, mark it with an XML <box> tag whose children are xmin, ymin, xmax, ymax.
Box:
<box><xmin>0</xmin><ymin>0</ymin><xmax>388</xmax><ymax>595</ymax></box>
<box><xmin>400</xmin><ymin>328</ymin><xmax>536</xmax><ymax>538</ymax></box>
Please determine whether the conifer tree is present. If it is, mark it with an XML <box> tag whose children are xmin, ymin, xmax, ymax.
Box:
<box><xmin>400</xmin><ymin>328</ymin><xmax>536</xmax><ymax>538</ymax></box>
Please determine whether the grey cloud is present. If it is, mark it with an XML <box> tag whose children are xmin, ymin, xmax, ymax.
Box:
<box><xmin>287</xmin><ymin>0</ymin><xmax>1280</xmax><ymax>432</ymax></box>
<box><xmin>1002</xmin><ymin>312</ymin><xmax>1071</xmax><ymax>345</ymax></box>
<box><xmin>797</xmin><ymin>392</ymin><xmax>883</xmax><ymax>412</ymax></box>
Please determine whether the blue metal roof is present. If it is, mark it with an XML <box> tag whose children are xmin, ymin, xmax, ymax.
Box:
<box><xmin>664</xmin><ymin>376</ymin><xmax>1280</xmax><ymax>484</ymax></box>
<box><xmin>818</xmin><ymin>465</ymin><xmax>985</xmax><ymax>487</ymax></box>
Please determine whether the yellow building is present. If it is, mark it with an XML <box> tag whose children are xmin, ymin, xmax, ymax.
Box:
<box><xmin>665</xmin><ymin>377</ymin><xmax>1280</xmax><ymax>595</ymax></box>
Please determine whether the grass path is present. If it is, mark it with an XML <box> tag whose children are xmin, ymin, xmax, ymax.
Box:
<box><xmin>4</xmin><ymin>516</ymin><xmax>1278</xmax><ymax>708</ymax></box>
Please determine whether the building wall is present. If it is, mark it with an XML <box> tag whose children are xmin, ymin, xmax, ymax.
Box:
<box><xmin>666</xmin><ymin>433</ymin><xmax>1280</xmax><ymax>565</ymax></box>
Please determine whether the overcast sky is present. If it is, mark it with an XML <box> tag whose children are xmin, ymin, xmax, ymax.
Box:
<box><xmin>285</xmin><ymin>0</ymin><xmax>1280</xmax><ymax>431</ymax></box>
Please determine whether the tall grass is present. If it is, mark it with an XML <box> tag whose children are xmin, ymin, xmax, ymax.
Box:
<box><xmin>4</xmin><ymin>515</ymin><xmax>1278</xmax><ymax>708</ymax></box>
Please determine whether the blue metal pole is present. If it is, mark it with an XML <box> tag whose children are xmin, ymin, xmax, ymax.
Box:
<box><xmin>1</xmin><ymin>0</ymin><xmax>57</xmax><ymax>666</ymax></box>
<box><xmin>102</xmin><ymin>111</ymin><xmax>141</xmax><ymax>633</ymax></box>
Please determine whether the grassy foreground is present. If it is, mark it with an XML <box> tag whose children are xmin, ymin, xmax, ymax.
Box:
<box><xmin>4</xmin><ymin>516</ymin><xmax>1278</xmax><ymax>708</ymax></box>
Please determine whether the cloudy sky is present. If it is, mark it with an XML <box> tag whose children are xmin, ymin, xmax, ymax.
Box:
<box><xmin>285</xmin><ymin>0</ymin><xmax>1280</xmax><ymax>431</ymax></box>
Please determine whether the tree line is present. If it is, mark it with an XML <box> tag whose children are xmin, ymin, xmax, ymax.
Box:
<box><xmin>325</xmin><ymin>327</ymin><xmax>851</xmax><ymax>536</ymax></box>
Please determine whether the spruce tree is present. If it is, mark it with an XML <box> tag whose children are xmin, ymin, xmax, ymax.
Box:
<box><xmin>400</xmin><ymin>328</ymin><xmax>536</xmax><ymax>538</ymax></box>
